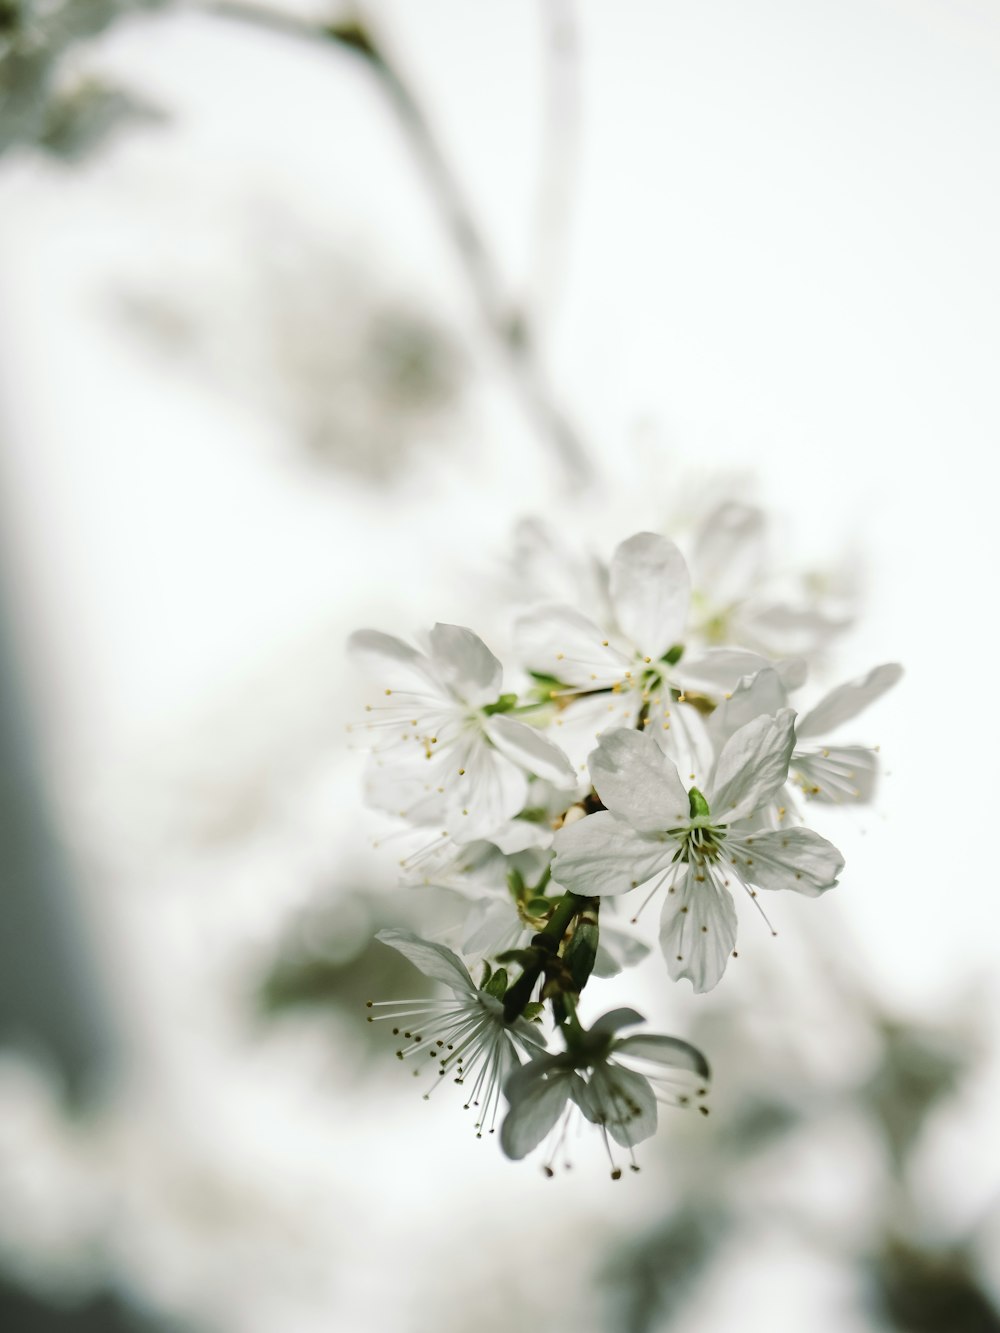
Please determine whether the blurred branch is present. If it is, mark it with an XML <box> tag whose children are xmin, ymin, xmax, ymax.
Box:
<box><xmin>527</xmin><ymin>0</ymin><xmax>580</xmax><ymax>328</ymax></box>
<box><xmin>197</xmin><ymin>0</ymin><xmax>593</xmax><ymax>487</ymax></box>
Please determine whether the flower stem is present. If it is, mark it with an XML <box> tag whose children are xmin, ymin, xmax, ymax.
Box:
<box><xmin>501</xmin><ymin>892</ymin><xmax>590</xmax><ymax>1023</ymax></box>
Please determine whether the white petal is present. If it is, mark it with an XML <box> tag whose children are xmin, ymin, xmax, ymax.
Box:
<box><xmin>375</xmin><ymin>928</ymin><xmax>476</xmax><ymax>993</ymax></box>
<box><xmin>708</xmin><ymin>666</ymin><xmax>789</xmax><ymax>750</ymax></box>
<box><xmin>649</xmin><ymin>697</ymin><xmax>713</xmax><ymax>789</ymax></box>
<box><xmin>791</xmin><ymin>746</ymin><xmax>879</xmax><ymax>803</ymax></box>
<box><xmin>743</xmin><ymin>602</ymin><xmax>851</xmax><ymax>657</ymax></box>
<box><xmin>448</xmin><ymin>736</ymin><xmax>528</xmax><ymax>842</ymax></box>
<box><xmin>500</xmin><ymin>1060</ymin><xmax>578</xmax><ymax>1159</ymax></box>
<box><xmin>592</xmin><ymin>922</ymin><xmax>652</xmax><ymax>978</ymax></box>
<box><xmin>614</xmin><ymin>1033</ymin><xmax>711</xmax><ymax>1080</ymax></box>
<box><xmin>488</xmin><ymin>818</ymin><xmax>555</xmax><ymax>854</ymax></box>
<box><xmin>674</xmin><ymin>648</ymin><xmax>772</xmax><ymax>696</ymax></box>
<box><xmin>362</xmin><ymin>751</ymin><xmax>448</xmax><ymax>826</ymax></box>
<box><xmin>729</xmin><ymin>827</ymin><xmax>844</xmax><ymax>897</ymax></box>
<box><xmin>553</xmin><ymin>812</ymin><xmax>676</xmax><ymax>897</ymax></box>
<box><xmin>579</xmin><ymin>1063</ymin><xmax>658</xmax><ymax>1148</ymax></box>
<box><xmin>485</xmin><ymin>714</ymin><xmax>576</xmax><ymax>786</ymax></box>
<box><xmin>659</xmin><ymin>864</ymin><xmax>738</xmax><ymax>993</ymax></box>
<box><xmin>348</xmin><ymin>628</ymin><xmax>444</xmax><ymax>695</ymax></box>
<box><xmin>796</xmin><ymin>662</ymin><xmax>903</xmax><ymax>738</ymax></box>
<box><xmin>549</xmin><ymin>689</ymin><xmax>642</xmax><ymax>773</ymax></box>
<box><xmin>427</xmin><ymin>623</ymin><xmax>503</xmax><ymax>707</ymax></box>
<box><xmin>707</xmin><ymin>708</ymin><xmax>796</xmax><ymax>823</ymax></box>
<box><xmin>514</xmin><ymin>604</ymin><xmax>630</xmax><ymax>687</ymax></box>
<box><xmin>587</xmin><ymin>729</ymin><xmax>689</xmax><ymax>832</ymax></box>
<box><xmin>609</xmin><ymin>532</ymin><xmax>690</xmax><ymax>659</ymax></box>
<box><xmin>691</xmin><ymin>501</ymin><xmax>766</xmax><ymax>604</ymax></box>
<box><xmin>589</xmin><ymin>1008</ymin><xmax>646</xmax><ymax>1036</ymax></box>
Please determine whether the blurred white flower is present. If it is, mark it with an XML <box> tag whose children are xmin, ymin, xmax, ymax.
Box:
<box><xmin>501</xmin><ymin>1008</ymin><xmax>710</xmax><ymax>1178</ymax></box>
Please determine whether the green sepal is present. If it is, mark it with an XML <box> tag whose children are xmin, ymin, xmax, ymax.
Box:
<box><xmin>522</xmin><ymin>1002</ymin><xmax>545</xmax><ymax>1023</ymax></box>
<box><xmin>480</xmin><ymin>959</ymin><xmax>493</xmax><ymax>987</ymax></box>
<box><xmin>565</xmin><ymin>920</ymin><xmax>599</xmax><ymax>991</ymax></box>
<box><xmin>483</xmin><ymin>693</ymin><xmax>519</xmax><ymax>716</ymax></box>
<box><xmin>688</xmin><ymin>786</ymin><xmax>711</xmax><ymax>819</ymax></box>
<box><xmin>506</xmin><ymin>867</ymin><xmax>526</xmax><ymax>903</ymax></box>
<box><xmin>662</xmin><ymin>644</ymin><xmax>684</xmax><ymax>666</ymax></box>
<box><xmin>483</xmin><ymin>967</ymin><xmax>509</xmax><ymax>999</ymax></box>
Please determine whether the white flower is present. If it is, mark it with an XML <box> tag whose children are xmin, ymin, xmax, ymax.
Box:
<box><xmin>500</xmin><ymin>1008</ymin><xmax>710</xmax><ymax>1178</ymax></box>
<box><xmin>710</xmin><ymin>662</ymin><xmax>903</xmax><ymax>809</ymax></box>
<box><xmin>369</xmin><ymin>929</ymin><xmax>547</xmax><ymax>1136</ymax></box>
<box><xmin>349</xmin><ymin>623</ymin><xmax>575</xmax><ymax>840</ymax></box>
<box><xmin>552</xmin><ymin>718</ymin><xmax>844</xmax><ymax>992</ymax></box>
<box><xmin>515</xmin><ymin>531</ymin><xmax>773</xmax><ymax>777</ymax></box>
<box><xmin>687</xmin><ymin>501</ymin><xmax>852</xmax><ymax>660</ymax></box>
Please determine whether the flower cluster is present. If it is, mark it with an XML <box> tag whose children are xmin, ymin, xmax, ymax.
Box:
<box><xmin>351</xmin><ymin>512</ymin><xmax>900</xmax><ymax>1176</ymax></box>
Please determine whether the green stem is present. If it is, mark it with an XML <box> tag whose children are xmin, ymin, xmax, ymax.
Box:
<box><xmin>501</xmin><ymin>891</ymin><xmax>589</xmax><ymax>1023</ymax></box>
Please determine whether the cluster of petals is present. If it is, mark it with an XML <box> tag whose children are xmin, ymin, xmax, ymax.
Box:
<box><xmin>515</xmin><ymin>531</ymin><xmax>787</xmax><ymax>775</ymax></box>
<box><xmin>708</xmin><ymin>661</ymin><xmax>903</xmax><ymax>812</ymax></box>
<box><xmin>349</xmin><ymin>623</ymin><xmax>575</xmax><ymax>840</ymax></box>
<box><xmin>369</xmin><ymin>929</ymin><xmax>547</xmax><ymax>1136</ymax></box>
<box><xmin>501</xmin><ymin>1008</ymin><xmax>710</xmax><ymax>1176</ymax></box>
<box><xmin>552</xmin><ymin>713</ymin><xmax>845</xmax><ymax>991</ymax></box>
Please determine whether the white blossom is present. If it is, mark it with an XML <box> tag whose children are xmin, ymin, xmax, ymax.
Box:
<box><xmin>552</xmin><ymin>718</ymin><xmax>844</xmax><ymax>992</ymax></box>
<box><xmin>501</xmin><ymin>1008</ymin><xmax>710</xmax><ymax>1177</ymax></box>
<box><xmin>349</xmin><ymin>623</ymin><xmax>575</xmax><ymax>840</ymax></box>
<box><xmin>369</xmin><ymin>929</ymin><xmax>547</xmax><ymax>1137</ymax></box>
<box><xmin>515</xmin><ymin>531</ymin><xmax>772</xmax><ymax>777</ymax></box>
<box><xmin>710</xmin><ymin>662</ymin><xmax>902</xmax><ymax>809</ymax></box>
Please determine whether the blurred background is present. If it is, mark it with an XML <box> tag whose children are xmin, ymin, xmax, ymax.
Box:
<box><xmin>2</xmin><ymin>1</ymin><xmax>1000</xmax><ymax>1330</ymax></box>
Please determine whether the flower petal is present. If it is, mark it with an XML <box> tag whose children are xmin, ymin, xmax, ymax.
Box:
<box><xmin>659</xmin><ymin>864</ymin><xmax>738</xmax><ymax>993</ymax></box>
<box><xmin>792</xmin><ymin>745</ymin><xmax>879</xmax><ymax>803</ymax></box>
<box><xmin>587</xmin><ymin>729</ymin><xmax>689</xmax><ymax>832</ymax></box>
<box><xmin>609</xmin><ymin>532</ymin><xmax>690</xmax><ymax>659</ymax></box>
<box><xmin>484</xmin><ymin>714</ymin><xmax>576</xmax><ymax>786</ymax></box>
<box><xmin>448</xmin><ymin>736</ymin><xmax>528</xmax><ymax>842</ymax></box>
<box><xmin>589</xmin><ymin>1008</ymin><xmax>646</xmax><ymax>1036</ymax></box>
<box><xmin>579</xmin><ymin>1063</ymin><xmax>658</xmax><ymax>1148</ymax></box>
<box><xmin>375</xmin><ymin>928</ymin><xmax>476</xmax><ymax>993</ymax></box>
<box><xmin>514</xmin><ymin>605</ymin><xmax>631</xmax><ymax>688</ymax></box>
<box><xmin>729</xmin><ymin>827</ymin><xmax>844</xmax><ymax>897</ymax></box>
<box><xmin>796</xmin><ymin>662</ymin><xmax>903</xmax><ymax>738</ymax></box>
<box><xmin>674</xmin><ymin>648</ymin><xmax>772</xmax><ymax>697</ymax></box>
<box><xmin>691</xmin><ymin>501</ymin><xmax>767</xmax><ymax>603</ymax></box>
<box><xmin>614</xmin><ymin>1033</ymin><xmax>712</xmax><ymax>1080</ymax></box>
<box><xmin>427</xmin><ymin>623</ymin><xmax>503</xmax><ymax>707</ymax></box>
<box><xmin>500</xmin><ymin>1060</ymin><xmax>579</xmax><ymax>1160</ymax></box>
<box><xmin>348</xmin><ymin>628</ymin><xmax>443</xmax><ymax>695</ymax></box>
<box><xmin>707</xmin><ymin>708</ymin><xmax>796</xmax><ymax>824</ymax></box>
<box><xmin>553</xmin><ymin>811</ymin><xmax>676</xmax><ymax>897</ymax></box>
<box><xmin>708</xmin><ymin>666</ymin><xmax>789</xmax><ymax>750</ymax></box>
<box><xmin>649</xmin><ymin>697</ymin><xmax>713</xmax><ymax>789</ymax></box>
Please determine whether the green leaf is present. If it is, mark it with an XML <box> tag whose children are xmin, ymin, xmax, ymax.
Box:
<box><xmin>483</xmin><ymin>967</ymin><xmax>508</xmax><ymax>999</ymax></box>
<box><xmin>565</xmin><ymin>920</ymin><xmax>599</xmax><ymax>991</ymax></box>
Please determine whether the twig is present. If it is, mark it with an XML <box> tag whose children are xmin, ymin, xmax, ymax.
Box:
<box><xmin>197</xmin><ymin>0</ymin><xmax>593</xmax><ymax>486</ymax></box>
